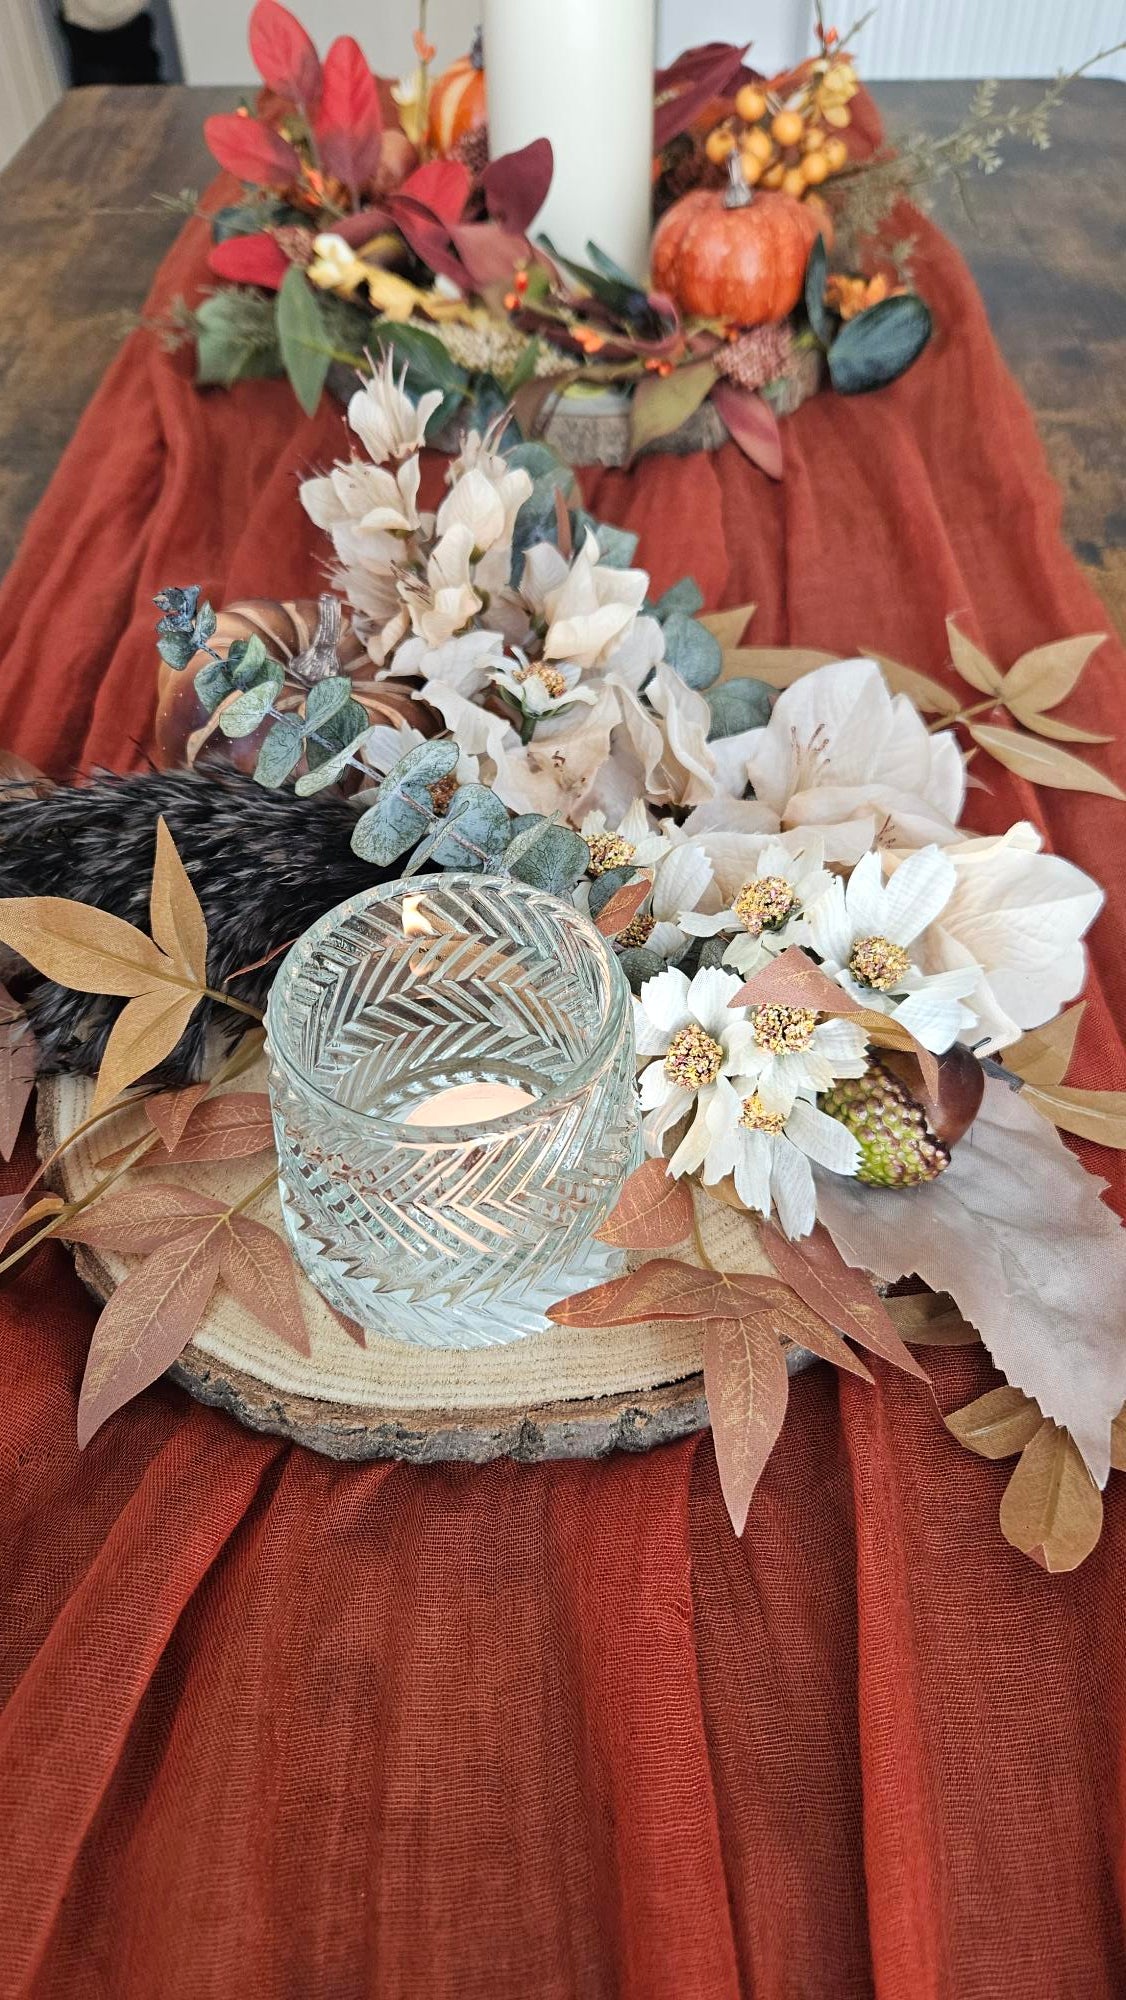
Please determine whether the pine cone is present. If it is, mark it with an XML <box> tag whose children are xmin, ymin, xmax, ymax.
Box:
<box><xmin>452</xmin><ymin>125</ymin><xmax>490</xmax><ymax>182</ymax></box>
<box><xmin>714</xmin><ymin>322</ymin><xmax>795</xmax><ymax>393</ymax></box>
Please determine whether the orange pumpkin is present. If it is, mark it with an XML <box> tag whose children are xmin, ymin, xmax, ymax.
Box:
<box><xmin>651</xmin><ymin>174</ymin><xmax>831</xmax><ymax>326</ymax></box>
<box><xmin>427</xmin><ymin>52</ymin><xmax>487</xmax><ymax>155</ymax></box>
<box><xmin>155</xmin><ymin>597</ymin><xmax>431</xmax><ymax>781</ymax></box>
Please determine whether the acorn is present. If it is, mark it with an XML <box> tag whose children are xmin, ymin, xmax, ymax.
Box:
<box><xmin>819</xmin><ymin>1044</ymin><xmax>985</xmax><ymax>1188</ymax></box>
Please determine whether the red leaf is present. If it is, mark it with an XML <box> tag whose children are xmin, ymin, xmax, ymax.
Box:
<box><xmin>220</xmin><ymin>1216</ymin><xmax>309</xmax><ymax>1355</ymax></box>
<box><xmin>386</xmin><ymin>194</ymin><xmax>470</xmax><ymax>287</ymax></box>
<box><xmin>62</xmin><ymin>1184</ymin><xmax>227</xmax><ymax>1253</ymax></box>
<box><xmin>145</xmin><ymin>1083</ymin><xmax>210</xmax><ymax>1152</ymax></box>
<box><xmin>248</xmin><ymin>0</ymin><xmax>322</xmax><ymax>106</ymax></box>
<box><xmin>315</xmin><ymin>36</ymin><xmax>382</xmax><ymax>199</ymax></box>
<box><xmin>481</xmin><ymin>139</ymin><xmax>553</xmax><ymax>233</ymax></box>
<box><xmin>143</xmin><ymin>1093</ymin><xmax>275</xmax><ymax>1165</ymax></box>
<box><xmin>594</xmin><ymin>1159</ymin><xmax>695</xmax><ymax>1249</ymax></box>
<box><xmin>761</xmin><ymin>1223</ymin><xmax>928</xmax><ymax>1381</ymax></box>
<box><xmin>703</xmin><ymin>1314</ymin><xmax>789</xmax><ymax>1535</ymax></box>
<box><xmin>400</xmin><ymin>157</ymin><xmax>470</xmax><ymax>225</ymax></box>
<box><xmin>654</xmin><ymin>42</ymin><xmax>751</xmax><ymax>150</ymax></box>
<box><xmin>0</xmin><ymin>1012</ymin><xmax>36</xmax><ymax>1162</ymax></box>
<box><xmin>208</xmin><ymin>232</ymin><xmax>290</xmax><ymax>290</ymax></box>
<box><xmin>77</xmin><ymin>1230</ymin><xmax>223</xmax><ymax>1446</ymax></box>
<box><xmin>204</xmin><ymin>112</ymin><xmax>302</xmax><ymax>187</ymax></box>
<box><xmin>450</xmin><ymin>222</ymin><xmax>530</xmax><ymax>290</ymax></box>
<box><xmin>594</xmin><ymin>878</ymin><xmax>651</xmax><ymax>938</ymax></box>
<box><xmin>712</xmin><ymin>381</ymin><xmax>783</xmax><ymax>481</ymax></box>
<box><xmin>731</xmin><ymin>946</ymin><xmax>941</xmax><ymax>1104</ymax></box>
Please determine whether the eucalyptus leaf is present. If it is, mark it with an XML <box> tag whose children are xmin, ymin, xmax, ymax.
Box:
<box><xmin>156</xmin><ymin>629</ymin><xmax>198</xmax><ymax>670</ymax></box>
<box><xmin>225</xmin><ymin>634</ymin><xmax>273</xmax><ymax>690</ymax></box>
<box><xmin>218</xmin><ymin>664</ymin><xmax>284</xmax><ymax>737</ymax></box>
<box><xmin>276</xmin><ymin>265</ymin><xmax>331</xmax><ymax>417</ymax></box>
<box><xmin>294</xmin><ymin>728</ymin><xmax>368</xmax><ymax>796</ymax></box>
<box><xmin>828</xmin><ymin>294</ymin><xmax>933</xmax><ymax>395</ymax></box>
<box><xmin>423</xmin><ymin>784</ymin><xmax>511</xmax><ymax>871</ymax></box>
<box><xmin>349</xmin><ymin>740</ymin><xmax>459</xmax><ymax>865</ymax></box>
<box><xmin>305</xmin><ymin>697</ymin><xmax>369</xmax><ymax>769</ymax></box>
<box><xmin>618</xmin><ymin>946</ymin><xmax>666</xmax><ymax>992</ymax></box>
<box><xmin>507</xmin><ymin>441</ymin><xmax>574</xmax><ymax>488</ymax></box>
<box><xmin>194</xmin><ymin>659</ymin><xmax>236</xmax><ymax>713</ymax></box>
<box><xmin>571</xmin><ymin>511</ymin><xmax>639</xmax><ymax>570</ymax></box>
<box><xmin>304</xmin><ymin>676</ymin><xmax>357</xmax><ymax>731</ymax></box>
<box><xmin>587</xmin><ymin>865</ymin><xmax>633</xmax><ymax>918</ymax></box>
<box><xmin>211</xmin><ymin>197</ymin><xmax>301</xmax><ymax>242</ymax></box>
<box><xmin>655</xmin><ymin>577</ymin><xmax>705</xmax><ymax>620</ymax></box>
<box><xmin>662</xmin><ymin>612</ymin><xmax>723</xmax><ymax>691</ymax></box>
<box><xmin>192</xmin><ymin>601</ymin><xmax>218</xmax><ymax>646</ymax></box>
<box><xmin>706</xmin><ymin>677</ymin><xmax>775</xmax><ymax>738</ymax></box>
<box><xmin>254</xmin><ymin>718</ymin><xmax>306</xmax><ymax>788</ymax></box>
<box><xmin>803</xmin><ymin>235</ymin><xmax>835</xmax><ymax>348</ymax></box>
<box><xmin>504</xmin><ymin>819</ymin><xmax>589</xmax><ymax>894</ymax></box>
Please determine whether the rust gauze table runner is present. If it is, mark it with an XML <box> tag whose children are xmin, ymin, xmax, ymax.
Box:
<box><xmin>0</xmin><ymin>194</ymin><xmax>1124</xmax><ymax>2000</ymax></box>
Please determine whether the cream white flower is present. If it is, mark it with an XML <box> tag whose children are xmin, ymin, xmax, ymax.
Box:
<box><xmin>307</xmin><ymin>232</ymin><xmax>370</xmax><ymax>295</ymax></box>
<box><xmin>701</xmin><ymin>1074</ymin><xmax>861</xmax><ymax>1239</ymax></box>
<box><xmin>542</xmin><ymin>531</ymin><xmax>649</xmax><ymax>672</ymax></box>
<box><xmin>632</xmin><ymin>966</ymin><xmax>759</xmax><ymax>1171</ymax></box>
<box><xmin>580</xmin><ymin>800</ymin><xmax>671</xmax><ymax>875</ymax></box>
<box><xmin>741</xmin><ymin>658</ymin><xmax>966</xmax><ymax>859</ymax></box>
<box><xmin>436</xmin><ymin>463</ymin><xmax>533</xmax><ymax>555</ymax></box>
<box><xmin>347</xmin><ymin>352</ymin><xmax>443</xmax><ymax>464</ymax></box>
<box><xmin>734</xmin><ymin>1001</ymin><xmax>868</xmax><ymax>1116</ymax></box>
<box><xmin>401</xmin><ymin>524</ymin><xmax>482</xmax><ymax>647</ymax></box>
<box><xmin>913</xmin><ymin>822</ymin><xmax>1104</xmax><ymax>1052</ymax></box>
<box><xmin>580</xmin><ymin>812</ymin><xmax>714</xmax><ymax>965</ymax></box>
<box><xmin>681</xmin><ymin>832</ymin><xmax>833</xmax><ymax>975</ymax></box>
<box><xmin>808</xmin><ymin>846</ymin><xmax>980</xmax><ymax>1053</ymax></box>
<box><xmin>490</xmin><ymin>654</ymin><xmax>596</xmax><ymax>723</ymax></box>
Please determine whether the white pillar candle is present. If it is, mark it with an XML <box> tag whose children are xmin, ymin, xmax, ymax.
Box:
<box><xmin>483</xmin><ymin>0</ymin><xmax>655</xmax><ymax>284</ymax></box>
<box><xmin>402</xmin><ymin>1082</ymin><xmax>537</xmax><ymax>1127</ymax></box>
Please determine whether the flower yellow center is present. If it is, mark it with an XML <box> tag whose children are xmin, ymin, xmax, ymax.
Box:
<box><xmin>514</xmin><ymin>662</ymin><xmax>568</xmax><ymax>699</ymax></box>
<box><xmin>733</xmin><ymin>875</ymin><xmax>798</xmax><ymax>937</ymax></box>
<box><xmin>616</xmin><ymin>911</ymin><xmax>655</xmax><ymax>950</ymax></box>
<box><xmin>849</xmin><ymin>935</ymin><xmax>910</xmax><ymax>992</ymax></box>
<box><xmin>751</xmin><ymin>1005</ymin><xmax>817</xmax><ymax>1055</ymax></box>
<box><xmin>587</xmin><ymin>832</ymin><xmax>636</xmax><ymax>877</ymax></box>
<box><xmin>739</xmin><ymin>1091</ymin><xmax>787</xmax><ymax>1135</ymax></box>
<box><xmin>663</xmin><ymin>1023</ymin><xmax>725</xmax><ymax>1091</ymax></box>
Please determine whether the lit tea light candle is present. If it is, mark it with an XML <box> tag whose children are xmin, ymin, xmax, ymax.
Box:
<box><xmin>402</xmin><ymin>1081</ymin><xmax>537</xmax><ymax>1127</ymax></box>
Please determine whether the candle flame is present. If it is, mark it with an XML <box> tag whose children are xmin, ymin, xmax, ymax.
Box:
<box><xmin>402</xmin><ymin>895</ymin><xmax>435</xmax><ymax>939</ymax></box>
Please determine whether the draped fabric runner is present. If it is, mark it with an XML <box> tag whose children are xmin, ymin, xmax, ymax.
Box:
<box><xmin>1</xmin><ymin>193</ymin><xmax>1124</xmax><ymax>2000</ymax></box>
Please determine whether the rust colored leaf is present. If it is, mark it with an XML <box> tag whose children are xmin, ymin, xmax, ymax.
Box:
<box><xmin>0</xmin><ymin>749</ymin><xmax>54</xmax><ymax>797</ymax></box>
<box><xmin>885</xmin><ymin>1290</ymin><xmax>979</xmax><ymax>1346</ymax></box>
<box><xmin>219</xmin><ymin>1215</ymin><xmax>309</xmax><ymax>1355</ymax></box>
<box><xmin>330</xmin><ymin>1304</ymin><xmax>367</xmax><ymax>1348</ymax></box>
<box><xmin>1022</xmin><ymin>1082</ymin><xmax>1126</xmax><ymax>1149</ymax></box>
<box><xmin>0</xmin><ymin>1191</ymin><xmax>65</xmax><ymax>1253</ymax></box>
<box><xmin>144</xmin><ymin>1093</ymin><xmax>275</xmax><ymax>1164</ymax></box>
<box><xmin>550</xmin><ymin>1257</ymin><xmax>808</xmax><ymax>1329</ymax></box>
<box><xmin>863</xmin><ymin>649</ymin><xmax>961</xmax><ymax>717</ymax></box>
<box><xmin>967</xmin><ymin>723</ymin><xmax>1126</xmax><ymax>802</ymax></box>
<box><xmin>593</xmin><ymin>878</ymin><xmax>651</xmax><ymax>939</ymax></box>
<box><xmin>699</xmin><ymin>603</ymin><xmax>756</xmax><ymax>651</ymax></box>
<box><xmin>77</xmin><ymin>1229</ymin><xmax>223</xmax><ymax>1446</ymax></box>
<box><xmin>145</xmin><ymin>1083</ymin><xmax>211</xmax><ymax>1152</ymax></box>
<box><xmin>594</xmin><ymin>1158</ymin><xmax>695</xmax><ymax>1249</ymax></box>
<box><xmin>61</xmin><ymin>1183</ymin><xmax>226</xmax><ymax>1253</ymax></box>
<box><xmin>730</xmin><ymin>945</ymin><xmax>940</xmax><ymax>1105</ymax></box>
<box><xmin>1000</xmin><ymin>633</ymin><xmax>1105</xmax><ymax>715</ymax></box>
<box><xmin>998</xmin><ymin>1421</ymin><xmax>1104</xmax><ymax>1573</ymax></box>
<box><xmin>703</xmin><ymin>1315</ymin><xmax>790</xmax><ymax>1536</ymax></box>
<box><xmin>761</xmin><ymin>1222</ymin><xmax>928</xmax><ymax>1380</ymax></box>
<box><xmin>0</xmin><ymin>1012</ymin><xmax>37</xmax><ymax>1161</ymax></box>
<box><xmin>0</xmin><ymin>896</ymin><xmax>164</xmax><ymax>996</ymax></box>
<box><xmin>150</xmin><ymin>816</ymin><xmax>208</xmax><ymax>984</ymax></box>
<box><xmin>946</xmin><ymin>1385</ymin><xmax>1044</xmax><ymax>1460</ymax></box>
<box><xmin>946</xmin><ymin>620</ymin><xmax>1003</xmax><ymax>696</ymax></box>
<box><xmin>1004</xmin><ymin>1004</ymin><xmax>1085</xmax><ymax>1090</ymax></box>
<box><xmin>1111</xmin><ymin>1407</ymin><xmax>1126</xmax><ymax>1474</ymax></box>
<box><xmin>91</xmin><ymin>985</ymin><xmax>201</xmax><ymax>1116</ymax></box>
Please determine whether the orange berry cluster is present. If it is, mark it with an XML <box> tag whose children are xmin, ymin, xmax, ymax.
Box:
<box><xmin>823</xmin><ymin>271</ymin><xmax>904</xmax><ymax>320</ymax></box>
<box><xmin>705</xmin><ymin>84</ymin><xmax>850</xmax><ymax>199</ymax></box>
<box><xmin>502</xmin><ymin>267</ymin><xmax>530</xmax><ymax>311</ymax></box>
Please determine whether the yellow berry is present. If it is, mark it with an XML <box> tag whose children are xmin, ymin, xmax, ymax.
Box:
<box><xmin>705</xmin><ymin>126</ymin><xmax>737</xmax><ymax>165</ymax></box>
<box><xmin>802</xmin><ymin>125</ymin><xmax>826</xmax><ymax>152</ymax></box>
<box><xmin>738</xmin><ymin>150</ymin><xmax>764</xmax><ymax>185</ymax></box>
<box><xmin>801</xmin><ymin>150</ymin><xmax>830</xmax><ymax>185</ymax></box>
<box><xmin>735</xmin><ymin>84</ymin><xmax>768</xmax><ymax>123</ymax></box>
<box><xmin>782</xmin><ymin>167</ymin><xmax>807</xmax><ymax>198</ymax></box>
<box><xmin>762</xmin><ymin>162</ymin><xmax>786</xmax><ymax>190</ymax></box>
<box><xmin>744</xmin><ymin>125</ymin><xmax>773</xmax><ymax>163</ymax></box>
<box><xmin>771</xmin><ymin>109</ymin><xmax>805</xmax><ymax>147</ymax></box>
<box><xmin>824</xmin><ymin>105</ymin><xmax>852</xmax><ymax>128</ymax></box>
<box><xmin>824</xmin><ymin>136</ymin><xmax>849</xmax><ymax>170</ymax></box>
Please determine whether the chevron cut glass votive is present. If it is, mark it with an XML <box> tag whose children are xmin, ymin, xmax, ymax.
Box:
<box><xmin>265</xmin><ymin>874</ymin><xmax>642</xmax><ymax>1348</ymax></box>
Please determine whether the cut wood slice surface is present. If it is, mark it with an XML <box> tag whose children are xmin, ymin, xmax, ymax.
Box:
<box><xmin>39</xmin><ymin>1062</ymin><xmax>821</xmax><ymax>1464</ymax></box>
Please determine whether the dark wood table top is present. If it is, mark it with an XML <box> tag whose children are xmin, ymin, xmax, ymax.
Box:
<box><xmin>0</xmin><ymin>80</ymin><xmax>1122</xmax><ymax>628</ymax></box>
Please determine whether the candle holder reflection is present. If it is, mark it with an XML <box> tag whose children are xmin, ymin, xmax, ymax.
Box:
<box><xmin>265</xmin><ymin>875</ymin><xmax>642</xmax><ymax>1347</ymax></box>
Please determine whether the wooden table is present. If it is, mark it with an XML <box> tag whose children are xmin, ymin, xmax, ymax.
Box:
<box><xmin>0</xmin><ymin>80</ymin><xmax>1122</xmax><ymax>629</ymax></box>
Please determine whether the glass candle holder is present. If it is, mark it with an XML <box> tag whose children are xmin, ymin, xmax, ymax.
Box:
<box><xmin>265</xmin><ymin>874</ymin><xmax>642</xmax><ymax>1348</ymax></box>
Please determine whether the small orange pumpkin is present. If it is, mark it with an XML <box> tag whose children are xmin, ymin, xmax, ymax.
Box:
<box><xmin>155</xmin><ymin>597</ymin><xmax>431</xmax><ymax>781</ymax></box>
<box><xmin>651</xmin><ymin>165</ymin><xmax>831</xmax><ymax>326</ymax></box>
<box><xmin>427</xmin><ymin>50</ymin><xmax>487</xmax><ymax>155</ymax></box>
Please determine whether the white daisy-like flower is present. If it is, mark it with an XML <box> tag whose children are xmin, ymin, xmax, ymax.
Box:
<box><xmin>807</xmin><ymin>846</ymin><xmax>980</xmax><ymax>1053</ymax></box>
<box><xmin>680</xmin><ymin>833</ymin><xmax>833</xmax><ymax>975</ymax></box>
<box><xmin>632</xmin><ymin>967</ymin><xmax>759</xmax><ymax>1171</ymax></box>
<box><xmin>435</xmin><ymin>463</ymin><xmax>533</xmax><ymax>555</ymax></box>
<box><xmin>347</xmin><ymin>352</ymin><xmax>443</xmax><ymax>465</ymax></box>
<box><xmin>490</xmin><ymin>653</ymin><xmax>597</xmax><ymax>724</ymax></box>
<box><xmin>734</xmin><ymin>1000</ymin><xmax>868</xmax><ymax>1116</ymax></box>
<box><xmin>700</xmin><ymin>1074</ymin><xmax>861</xmax><ymax>1239</ymax></box>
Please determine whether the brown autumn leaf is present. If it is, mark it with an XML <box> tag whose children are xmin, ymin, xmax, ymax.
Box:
<box><xmin>0</xmin><ymin>1190</ymin><xmax>65</xmax><ymax>1254</ymax></box>
<box><xmin>884</xmin><ymin>1290</ymin><xmax>980</xmax><ymax>1346</ymax></box>
<box><xmin>0</xmin><ymin>895</ymin><xmax>165</xmax><ymax>996</ymax></box>
<box><xmin>698</xmin><ymin>602</ymin><xmax>756</xmax><ymax>651</ymax></box>
<box><xmin>0</xmin><ymin>1010</ymin><xmax>37</xmax><ymax>1161</ymax></box>
<box><xmin>594</xmin><ymin>1158</ymin><xmax>695</xmax><ymax>1249</ymax></box>
<box><xmin>862</xmin><ymin>649</ymin><xmax>962</xmax><ymax>717</ymax></box>
<box><xmin>999</xmin><ymin>633</ymin><xmax>1106</xmax><ymax>715</ymax></box>
<box><xmin>754</xmin><ymin>1280</ymin><xmax>873</xmax><ymax>1380</ymax></box>
<box><xmin>945</xmin><ymin>1385</ymin><xmax>1044</xmax><ymax>1460</ymax></box>
<box><xmin>1021</xmin><ymin>1082</ymin><xmax>1126</xmax><ymax>1150</ymax></box>
<box><xmin>61</xmin><ymin>1182</ymin><xmax>227</xmax><ymax>1253</ymax></box>
<box><xmin>150</xmin><ymin>815</ymin><xmax>208</xmax><ymax>983</ymax></box>
<box><xmin>703</xmin><ymin>1314</ymin><xmax>790</xmax><ymax>1536</ymax></box>
<box><xmin>1003</xmin><ymin>701</ymin><xmax>1113</xmax><ymax>746</ymax></box>
<box><xmin>730</xmin><ymin>946</ymin><xmax>941</xmax><ymax>1102</ymax></box>
<box><xmin>145</xmin><ymin>1083</ymin><xmax>211</xmax><ymax>1151</ymax></box>
<box><xmin>715</xmin><ymin>645</ymin><xmax>838</xmax><ymax>690</ymax></box>
<box><xmin>966</xmin><ymin>723</ymin><xmax>1126</xmax><ymax>802</ymax></box>
<box><xmin>218</xmin><ymin>1214</ymin><xmax>308</xmax><ymax>1354</ymax></box>
<box><xmin>1111</xmin><ymin>1406</ymin><xmax>1126</xmax><ymax>1474</ymax></box>
<box><xmin>761</xmin><ymin>1222</ymin><xmax>928</xmax><ymax>1380</ymax></box>
<box><xmin>946</xmin><ymin>619</ymin><xmax>1003</xmax><ymax>696</ymax></box>
<box><xmin>77</xmin><ymin>1227</ymin><xmax>223</xmax><ymax>1446</ymax></box>
<box><xmin>548</xmin><ymin>1257</ymin><xmax>788</xmax><ymax>1327</ymax></box>
<box><xmin>998</xmin><ymin>1420</ymin><xmax>1103</xmax><ymax>1573</ymax></box>
<box><xmin>91</xmin><ymin>984</ymin><xmax>201</xmax><ymax>1117</ymax></box>
<box><xmin>593</xmin><ymin>878</ymin><xmax>651</xmax><ymax>939</ymax></box>
<box><xmin>0</xmin><ymin>748</ymin><xmax>55</xmax><ymax>797</ymax></box>
<box><xmin>1004</xmin><ymin>1004</ymin><xmax>1086</xmax><ymax>1089</ymax></box>
<box><xmin>141</xmin><ymin>1092</ymin><xmax>275</xmax><ymax>1164</ymax></box>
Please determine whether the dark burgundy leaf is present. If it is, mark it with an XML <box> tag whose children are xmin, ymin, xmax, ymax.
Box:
<box><xmin>654</xmin><ymin>42</ymin><xmax>751</xmax><ymax>150</ymax></box>
<box><xmin>481</xmin><ymin>138</ymin><xmax>553</xmax><ymax>233</ymax></box>
<box><xmin>712</xmin><ymin>380</ymin><xmax>783</xmax><ymax>480</ymax></box>
<box><xmin>386</xmin><ymin>195</ymin><xmax>470</xmax><ymax>287</ymax></box>
<box><xmin>450</xmin><ymin>221</ymin><xmax>530</xmax><ymax>289</ymax></box>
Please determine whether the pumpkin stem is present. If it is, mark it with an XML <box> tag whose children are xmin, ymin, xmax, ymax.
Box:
<box><xmin>724</xmin><ymin>154</ymin><xmax>754</xmax><ymax>210</ymax></box>
<box><xmin>291</xmin><ymin>593</ymin><xmax>344</xmax><ymax>686</ymax></box>
<box><xmin>470</xmin><ymin>23</ymin><xmax>484</xmax><ymax>69</ymax></box>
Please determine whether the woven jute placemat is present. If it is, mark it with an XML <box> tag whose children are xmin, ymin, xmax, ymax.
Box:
<box><xmin>39</xmin><ymin>1062</ymin><xmax>818</xmax><ymax>1463</ymax></box>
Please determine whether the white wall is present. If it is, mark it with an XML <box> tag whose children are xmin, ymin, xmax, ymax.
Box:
<box><xmin>0</xmin><ymin>0</ymin><xmax>65</xmax><ymax>169</ymax></box>
<box><xmin>171</xmin><ymin>0</ymin><xmax>479</xmax><ymax>86</ymax></box>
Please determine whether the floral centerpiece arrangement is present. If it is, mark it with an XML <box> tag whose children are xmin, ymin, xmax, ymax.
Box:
<box><xmin>1</xmin><ymin>357</ymin><xmax>1124</xmax><ymax>1572</ymax></box>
